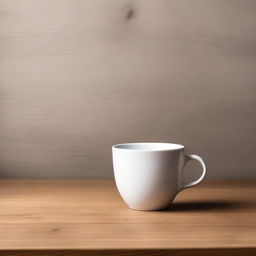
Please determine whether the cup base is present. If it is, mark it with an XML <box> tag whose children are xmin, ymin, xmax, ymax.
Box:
<box><xmin>129</xmin><ymin>206</ymin><xmax>170</xmax><ymax>211</ymax></box>
<box><xmin>127</xmin><ymin>200</ymin><xmax>175</xmax><ymax>211</ymax></box>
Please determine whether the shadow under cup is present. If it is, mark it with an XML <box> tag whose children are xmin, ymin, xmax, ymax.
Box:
<box><xmin>112</xmin><ymin>143</ymin><xmax>206</xmax><ymax>211</ymax></box>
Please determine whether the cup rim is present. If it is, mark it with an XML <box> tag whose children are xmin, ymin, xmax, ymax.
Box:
<box><xmin>112</xmin><ymin>142</ymin><xmax>184</xmax><ymax>152</ymax></box>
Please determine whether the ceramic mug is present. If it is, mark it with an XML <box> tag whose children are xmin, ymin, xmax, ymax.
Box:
<box><xmin>112</xmin><ymin>142</ymin><xmax>206</xmax><ymax>211</ymax></box>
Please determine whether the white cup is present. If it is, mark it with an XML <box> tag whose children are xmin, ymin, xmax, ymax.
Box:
<box><xmin>112</xmin><ymin>142</ymin><xmax>206</xmax><ymax>211</ymax></box>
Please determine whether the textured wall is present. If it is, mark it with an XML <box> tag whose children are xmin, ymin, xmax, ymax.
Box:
<box><xmin>0</xmin><ymin>0</ymin><xmax>255</xmax><ymax>178</ymax></box>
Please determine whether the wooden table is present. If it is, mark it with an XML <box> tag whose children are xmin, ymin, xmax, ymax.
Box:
<box><xmin>0</xmin><ymin>179</ymin><xmax>255</xmax><ymax>255</ymax></box>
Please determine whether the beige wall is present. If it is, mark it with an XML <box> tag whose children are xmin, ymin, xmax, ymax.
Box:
<box><xmin>0</xmin><ymin>0</ymin><xmax>255</xmax><ymax>179</ymax></box>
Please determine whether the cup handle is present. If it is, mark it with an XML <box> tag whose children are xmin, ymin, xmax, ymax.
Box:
<box><xmin>181</xmin><ymin>154</ymin><xmax>207</xmax><ymax>190</ymax></box>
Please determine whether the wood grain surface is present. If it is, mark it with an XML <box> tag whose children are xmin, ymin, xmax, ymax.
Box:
<box><xmin>0</xmin><ymin>179</ymin><xmax>255</xmax><ymax>252</ymax></box>
<box><xmin>0</xmin><ymin>0</ymin><xmax>256</xmax><ymax>178</ymax></box>
<box><xmin>0</xmin><ymin>249</ymin><xmax>255</xmax><ymax>256</ymax></box>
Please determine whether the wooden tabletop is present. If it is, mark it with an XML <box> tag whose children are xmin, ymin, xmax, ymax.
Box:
<box><xmin>0</xmin><ymin>179</ymin><xmax>255</xmax><ymax>255</ymax></box>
